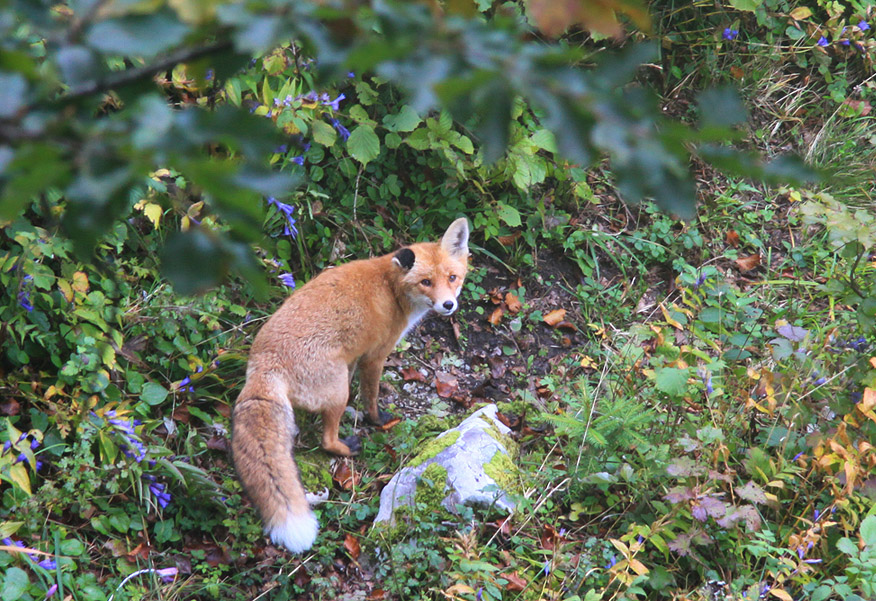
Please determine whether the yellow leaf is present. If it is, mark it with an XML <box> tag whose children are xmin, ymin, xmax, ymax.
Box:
<box><xmin>151</xmin><ymin>168</ymin><xmax>172</xmax><ymax>179</ymax></box>
<box><xmin>580</xmin><ymin>355</ymin><xmax>597</xmax><ymax>369</ymax></box>
<box><xmin>71</xmin><ymin>271</ymin><xmax>89</xmax><ymax>294</ymax></box>
<box><xmin>609</xmin><ymin>538</ymin><xmax>630</xmax><ymax>557</ymax></box>
<box><xmin>770</xmin><ymin>588</ymin><xmax>794</xmax><ymax>601</ymax></box>
<box><xmin>58</xmin><ymin>279</ymin><xmax>74</xmax><ymax>303</ymax></box>
<box><xmin>8</xmin><ymin>463</ymin><xmax>31</xmax><ymax>495</ymax></box>
<box><xmin>660</xmin><ymin>302</ymin><xmax>683</xmax><ymax>330</ymax></box>
<box><xmin>766</xmin><ymin>480</ymin><xmax>785</xmax><ymax>489</ymax></box>
<box><xmin>628</xmin><ymin>558</ymin><xmax>650</xmax><ymax>575</ymax></box>
<box><xmin>789</xmin><ymin>7</ymin><xmax>812</xmax><ymax>20</ymax></box>
<box><xmin>181</xmin><ymin>216</ymin><xmax>191</xmax><ymax>232</ymax></box>
<box><xmin>444</xmin><ymin>584</ymin><xmax>476</xmax><ymax>595</ymax></box>
<box><xmin>142</xmin><ymin>202</ymin><xmax>163</xmax><ymax>229</ymax></box>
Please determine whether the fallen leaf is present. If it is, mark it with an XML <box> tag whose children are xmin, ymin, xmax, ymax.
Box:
<box><xmin>735</xmin><ymin>254</ymin><xmax>761</xmax><ymax>272</ymax></box>
<box><xmin>580</xmin><ymin>355</ymin><xmax>596</xmax><ymax>369</ymax></box>
<box><xmin>842</xmin><ymin>98</ymin><xmax>872</xmax><ymax>116</ymax></box>
<box><xmin>445</xmin><ymin>584</ymin><xmax>476</xmax><ymax>596</ymax></box>
<box><xmin>366</xmin><ymin>590</ymin><xmax>386</xmax><ymax>601</ymax></box>
<box><xmin>497</xmin><ymin>231</ymin><xmax>522</xmax><ymax>245</ymax></box>
<box><xmin>730</xmin><ymin>65</ymin><xmax>745</xmax><ymax>79</ymax></box>
<box><xmin>555</xmin><ymin>320</ymin><xmax>578</xmax><ymax>331</ymax></box>
<box><xmin>726</xmin><ymin>230</ymin><xmax>740</xmax><ymax>247</ymax></box>
<box><xmin>543</xmin><ymin>309</ymin><xmax>567</xmax><ymax>326</ymax></box>
<box><xmin>789</xmin><ymin>6</ymin><xmax>812</xmax><ymax>20</ymax></box>
<box><xmin>0</xmin><ymin>398</ymin><xmax>20</xmax><ymax>416</ymax></box>
<box><xmin>125</xmin><ymin>542</ymin><xmax>152</xmax><ymax>561</ymax></box>
<box><xmin>487</xmin><ymin>288</ymin><xmax>505</xmax><ymax>304</ymax></box>
<box><xmin>502</xmin><ymin>571</ymin><xmax>527</xmax><ymax>591</ymax></box>
<box><xmin>496</xmin><ymin>411</ymin><xmax>519</xmax><ymax>429</ymax></box>
<box><xmin>206</xmin><ymin>435</ymin><xmax>230</xmax><ymax>452</ymax></box>
<box><xmin>333</xmin><ymin>461</ymin><xmax>358</xmax><ymax>490</ymax></box>
<box><xmin>505</xmin><ymin>292</ymin><xmax>522</xmax><ymax>314</ymax></box>
<box><xmin>488</xmin><ymin>306</ymin><xmax>505</xmax><ymax>326</ymax></box>
<box><xmin>377</xmin><ymin>417</ymin><xmax>401</xmax><ymax>431</ymax></box>
<box><xmin>487</xmin><ymin>356</ymin><xmax>506</xmax><ymax>379</ymax></box>
<box><xmin>172</xmin><ymin>405</ymin><xmax>191</xmax><ymax>423</ymax></box>
<box><xmin>434</xmin><ymin>372</ymin><xmax>459</xmax><ymax>398</ymax></box>
<box><xmin>344</xmin><ymin>533</ymin><xmax>361</xmax><ymax>560</ymax></box>
<box><xmin>400</xmin><ymin>366</ymin><xmax>426</xmax><ymax>382</ymax></box>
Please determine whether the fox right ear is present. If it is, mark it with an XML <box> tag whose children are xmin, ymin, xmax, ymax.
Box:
<box><xmin>392</xmin><ymin>248</ymin><xmax>416</xmax><ymax>270</ymax></box>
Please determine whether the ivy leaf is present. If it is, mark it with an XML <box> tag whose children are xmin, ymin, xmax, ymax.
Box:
<box><xmin>347</xmin><ymin>124</ymin><xmax>380</xmax><ymax>165</ymax></box>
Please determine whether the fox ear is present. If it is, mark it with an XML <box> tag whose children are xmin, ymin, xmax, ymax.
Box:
<box><xmin>392</xmin><ymin>248</ymin><xmax>416</xmax><ymax>270</ymax></box>
<box><xmin>441</xmin><ymin>217</ymin><xmax>469</xmax><ymax>259</ymax></box>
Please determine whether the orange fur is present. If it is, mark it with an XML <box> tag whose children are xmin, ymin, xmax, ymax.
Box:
<box><xmin>231</xmin><ymin>218</ymin><xmax>469</xmax><ymax>553</ymax></box>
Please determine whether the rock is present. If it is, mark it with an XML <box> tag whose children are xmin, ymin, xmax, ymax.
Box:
<box><xmin>374</xmin><ymin>403</ymin><xmax>518</xmax><ymax>524</ymax></box>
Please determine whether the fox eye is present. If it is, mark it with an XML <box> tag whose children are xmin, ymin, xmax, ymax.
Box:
<box><xmin>448</xmin><ymin>274</ymin><xmax>457</xmax><ymax>283</ymax></box>
<box><xmin>420</xmin><ymin>279</ymin><xmax>432</xmax><ymax>287</ymax></box>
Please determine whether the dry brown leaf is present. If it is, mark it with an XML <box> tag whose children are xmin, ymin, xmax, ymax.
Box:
<box><xmin>333</xmin><ymin>461</ymin><xmax>358</xmax><ymax>490</ymax></box>
<box><xmin>497</xmin><ymin>231</ymin><xmax>522</xmax><ymax>246</ymax></box>
<box><xmin>488</xmin><ymin>306</ymin><xmax>505</xmax><ymax>326</ymax></box>
<box><xmin>543</xmin><ymin>308</ymin><xmax>567</xmax><ymax>326</ymax></box>
<box><xmin>400</xmin><ymin>366</ymin><xmax>426</xmax><ymax>382</ymax></box>
<box><xmin>344</xmin><ymin>533</ymin><xmax>361</xmax><ymax>560</ymax></box>
<box><xmin>735</xmin><ymin>254</ymin><xmax>761</xmax><ymax>272</ymax></box>
<box><xmin>376</xmin><ymin>417</ymin><xmax>401</xmax><ymax>431</ymax></box>
<box><xmin>726</xmin><ymin>230</ymin><xmax>740</xmax><ymax>247</ymax></box>
<box><xmin>502</xmin><ymin>571</ymin><xmax>528</xmax><ymax>591</ymax></box>
<box><xmin>505</xmin><ymin>292</ymin><xmax>522</xmax><ymax>314</ymax></box>
<box><xmin>434</xmin><ymin>372</ymin><xmax>459</xmax><ymax>398</ymax></box>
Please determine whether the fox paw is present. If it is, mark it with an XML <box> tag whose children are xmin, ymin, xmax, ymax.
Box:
<box><xmin>341</xmin><ymin>435</ymin><xmax>362</xmax><ymax>456</ymax></box>
<box><xmin>368</xmin><ymin>410</ymin><xmax>395</xmax><ymax>427</ymax></box>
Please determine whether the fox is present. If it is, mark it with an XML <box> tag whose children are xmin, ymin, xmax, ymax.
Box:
<box><xmin>231</xmin><ymin>218</ymin><xmax>470</xmax><ymax>553</ymax></box>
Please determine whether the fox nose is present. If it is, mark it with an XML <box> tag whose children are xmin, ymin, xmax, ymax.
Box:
<box><xmin>442</xmin><ymin>300</ymin><xmax>456</xmax><ymax>312</ymax></box>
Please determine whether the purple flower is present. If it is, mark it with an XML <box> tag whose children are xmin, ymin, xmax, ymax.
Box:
<box><xmin>150</xmin><ymin>482</ymin><xmax>172</xmax><ymax>508</ymax></box>
<box><xmin>814</xmin><ymin>377</ymin><xmax>826</xmax><ymax>386</ymax></box>
<box><xmin>291</xmin><ymin>156</ymin><xmax>305</xmax><ymax>165</ymax></box>
<box><xmin>38</xmin><ymin>559</ymin><xmax>57</xmax><ymax>570</ymax></box>
<box><xmin>274</xmin><ymin>144</ymin><xmax>288</xmax><ymax>154</ymax></box>
<box><xmin>605</xmin><ymin>554</ymin><xmax>617</xmax><ymax>569</ymax></box>
<box><xmin>793</xmin><ymin>451</ymin><xmax>803</xmax><ymax>461</ymax></box>
<box><xmin>347</xmin><ymin>71</ymin><xmax>355</xmax><ymax>78</ymax></box>
<box><xmin>693</xmin><ymin>272</ymin><xmax>707</xmax><ymax>289</ymax></box>
<box><xmin>330</xmin><ymin>118</ymin><xmax>351</xmax><ymax>141</ymax></box>
<box><xmin>267</xmin><ymin>197</ymin><xmax>299</xmax><ymax>238</ymax></box>
<box><xmin>704</xmin><ymin>372</ymin><xmax>714</xmax><ymax>395</ymax></box>
<box><xmin>543</xmin><ymin>561</ymin><xmax>550</xmax><ymax>575</ymax></box>
<box><xmin>45</xmin><ymin>584</ymin><xmax>58</xmax><ymax>598</ymax></box>
<box><xmin>18</xmin><ymin>291</ymin><xmax>33</xmax><ymax>312</ymax></box>
<box><xmin>279</xmin><ymin>273</ymin><xmax>296</xmax><ymax>289</ymax></box>
<box><xmin>723</xmin><ymin>28</ymin><xmax>739</xmax><ymax>40</ymax></box>
<box><xmin>177</xmin><ymin>376</ymin><xmax>194</xmax><ymax>393</ymax></box>
<box><xmin>205</xmin><ymin>69</ymin><xmax>214</xmax><ymax>81</ymax></box>
<box><xmin>322</xmin><ymin>93</ymin><xmax>346</xmax><ymax>111</ymax></box>
<box><xmin>859</xmin><ymin>20</ymin><xmax>870</xmax><ymax>31</ymax></box>
<box><xmin>817</xmin><ymin>36</ymin><xmax>829</xmax><ymax>47</ymax></box>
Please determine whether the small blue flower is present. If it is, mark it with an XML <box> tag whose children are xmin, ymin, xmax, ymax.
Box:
<box><xmin>347</xmin><ymin>71</ymin><xmax>355</xmax><ymax>78</ymax></box>
<box><xmin>814</xmin><ymin>376</ymin><xmax>826</xmax><ymax>386</ymax></box>
<box><xmin>605</xmin><ymin>554</ymin><xmax>617</xmax><ymax>569</ymax></box>
<box><xmin>18</xmin><ymin>290</ymin><xmax>33</xmax><ymax>312</ymax></box>
<box><xmin>157</xmin><ymin>567</ymin><xmax>178</xmax><ymax>583</ymax></box>
<box><xmin>723</xmin><ymin>28</ymin><xmax>739</xmax><ymax>40</ymax></box>
<box><xmin>274</xmin><ymin>144</ymin><xmax>288</xmax><ymax>154</ymax></box>
<box><xmin>279</xmin><ymin>273</ymin><xmax>296</xmax><ymax>289</ymax></box>
<box><xmin>205</xmin><ymin>69</ymin><xmax>214</xmax><ymax>81</ymax></box>
<box><xmin>817</xmin><ymin>36</ymin><xmax>829</xmax><ymax>47</ymax></box>
<box><xmin>793</xmin><ymin>451</ymin><xmax>803</xmax><ymax>461</ymax></box>
<box><xmin>322</xmin><ymin>93</ymin><xmax>346</xmax><ymax>111</ymax></box>
<box><xmin>704</xmin><ymin>372</ymin><xmax>714</xmax><ymax>395</ymax></box>
<box><xmin>693</xmin><ymin>272</ymin><xmax>707</xmax><ymax>289</ymax></box>
<box><xmin>543</xmin><ymin>561</ymin><xmax>550</xmax><ymax>575</ymax></box>
<box><xmin>859</xmin><ymin>20</ymin><xmax>870</xmax><ymax>31</ymax></box>
<box><xmin>38</xmin><ymin>559</ymin><xmax>57</xmax><ymax>570</ymax></box>
<box><xmin>291</xmin><ymin>156</ymin><xmax>304</xmax><ymax>165</ymax></box>
<box><xmin>45</xmin><ymin>583</ymin><xmax>58</xmax><ymax>598</ymax></box>
<box><xmin>330</xmin><ymin>118</ymin><xmax>351</xmax><ymax>141</ymax></box>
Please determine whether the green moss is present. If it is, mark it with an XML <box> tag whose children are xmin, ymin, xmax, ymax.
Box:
<box><xmin>296</xmin><ymin>450</ymin><xmax>334</xmax><ymax>492</ymax></box>
<box><xmin>413</xmin><ymin>462</ymin><xmax>449</xmax><ymax>510</ymax></box>
<box><xmin>407</xmin><ymin>429</ymin><xmax>460</xmax><ymax>467</ymax></box>
<box><xmin>479</xmin><ymin>416</ymin><xmax>519</xmax><ymax>459</ymax></box>
<box><xmin>483</xmin><ymin>449</ymin><xmax>521</xmax><ymax>495</ymax></box>
<box><xmin>413</xmin><ymin>414</ymin><xmax>450</xmax><ymax>439</ymax></box>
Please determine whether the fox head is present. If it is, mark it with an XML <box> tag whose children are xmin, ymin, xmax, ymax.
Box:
<box><xmin>393</xmin><ymin>217</ymin><xmax>470</xmax><ymax>317</ymax></box>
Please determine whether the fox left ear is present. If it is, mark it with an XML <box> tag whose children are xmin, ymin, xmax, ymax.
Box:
<box><xmin>441</xmin><ymin>217</ymin><xmax>469</xmax><ymax>259</ymax></box>
<box><xmin>392</xmin><ymin>248</ymin><xmax>416</xmax><ymax>270</ymax></box>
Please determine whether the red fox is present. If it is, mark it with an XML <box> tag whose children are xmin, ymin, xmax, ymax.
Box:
<box><xmin>232</xmin><ymin>218</ymin><xmax>470</xmax><ymax>553</ymax></box>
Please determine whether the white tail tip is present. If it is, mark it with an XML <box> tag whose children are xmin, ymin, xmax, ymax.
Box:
<box><xmin>268</xmin><ymin>510</ymin><xmax>319</xmax><ymax>554</ymax></box>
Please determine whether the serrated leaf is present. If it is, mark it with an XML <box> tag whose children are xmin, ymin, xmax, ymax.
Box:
<box><xmin>654</xmin><ymin>367</ymin><xmax>690</xmax><ymax>397</ymax></box>
<box><xmin>311</xmin><ymin>120</ymin><xmax>337</xmax><ymax>147</ymax></box>
<box><xmin>383</xmin><ymin>105</ymin><xmax>422</xmax><ymax>132</ymax></box>
<box><xmin>347</xmin><ymin>124</ymin><xmax>380</xmax><ymax>165</ymax></box>
<box><xmin>495</xmin><ymin>202</ymin><xmax>521</xmax><ymax>227</ymax></box>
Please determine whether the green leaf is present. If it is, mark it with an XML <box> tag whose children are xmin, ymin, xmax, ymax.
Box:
<box><xmin>727</xmin><ymin>0</ymin><xmax>761</xmax><ymax>11</ymax></box>
<box><xmin>861</xmin><ymin>515</ymin><xmax>876</xmax><ymax>547</ymax></box>
<box><xmin>86</xmin><ymin>11</ymin><xmax>190</xmax><ymax>58</ymax></box>
<box><xmin>141</xmin><ymin>382</ymin><xmax>169</xmax><ymax>406</ymax></box>
<box><xmin>0</xmin><ymin>567</ymin><xmax>28</xmax><ymax>601</ymax></box>
<box><xmin>347</xmin><ymin>124</ymin><xmax>380</xmax><ymax>165</ymax></box>
<box><xmin>311</xmin><ymin>120</ymin><xmax>337</xmax><ymax>147</ymax></box>
<box><xmin>383</xmin><ymin>105</ymin><xmax>422</xmax><ymax>132</ymax></box>
<box><xmin>654</xmin><ymin>367</ymin><xmax>691</xmax><ymax>397</ymax></box>
<box><xmin>836</xmin><ymin>537</ymin><xmax>858</xmax><ymax>556</ymax></box>
<box><xmin>495</xmin><ymin>202</ymin><xmax>521</xmax><ymax>227</ymax></box>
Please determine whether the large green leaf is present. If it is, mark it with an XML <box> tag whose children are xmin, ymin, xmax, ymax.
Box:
<box><xmin>347</xmin><ymin>124</ymin><xmax>381</xmax><ymax>165</ymax></box>
<box><xmin>86</xmin><ymin>11</ymin><xmax>190</xmax><ymax>58</ymax></box>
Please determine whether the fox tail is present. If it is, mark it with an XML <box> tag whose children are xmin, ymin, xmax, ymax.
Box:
<box><xmin>231</xmin><ymin>398</ymin><xmax>318</xmax><ymax>553</ymax></box>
